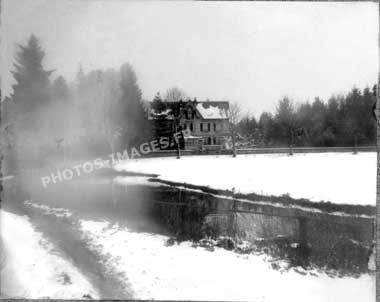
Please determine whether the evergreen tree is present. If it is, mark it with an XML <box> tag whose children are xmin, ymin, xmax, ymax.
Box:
<box><xmin>274</xmin><ymin>97</ymin><xmax>297</xmax><ymax>147</ymax></box>
<box><xmin>118</xmin><ymin>63</ymin><xmax>150</xmax><ymax>148</ymax></box>
<box><xmin>151</xmin><ymin>92</ymin><xmax>166</xmax><ymax>112</ymax></box>
<box><xmin>8</xmin><ymin>35</ymin><xmax>54</xmax><ymax>168</ymax></box>
<box><xmin>258</xmin><ymin>112</ymin><xmax>275</xmax><ymax>146</ymax></box>
<box><xmin>52</xmin><ymin>76</ymin><xmax>70</xmax><ymax>101</ymax></box>
<box><xmin>237</xmin><ymin>114</ymin><xmax>257</xmax><ymax>139</ymax></box>
<box><xmin>10</xmin><ymin>35</ymin><xmax>53</xmax><ymax>124</ymax></box>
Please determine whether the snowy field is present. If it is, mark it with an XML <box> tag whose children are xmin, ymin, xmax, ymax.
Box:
<box><xmin>2</xmin><ymin>197</ymin><xmax>375</xmax><ymax>300</ymax></box>
<box><xmin>80</xmin><ymin>219</ymin><xmax>375</xmax><ymax>302</ymax></box>
<box><xmin>0</xmin><ymin>210</ymin><xmax>98</xmax><ymax>299</ymax></box>
<box><xmin>115</xmin><ymin>152</ymin><xmax>376</xmax><ymax>206</ymax></box>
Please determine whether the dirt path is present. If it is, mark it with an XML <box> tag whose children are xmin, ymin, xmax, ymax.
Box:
<box><xmin>2</xmin><ymin>173</ymin><xmax>134</xmax><ymax>299</ymax></box>
<box><xmin>24</xmin><ymin>207</ymin><xmax>134</xmax><ymax>299</ymax></box>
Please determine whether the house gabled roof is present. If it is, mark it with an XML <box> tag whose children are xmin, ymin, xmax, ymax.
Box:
<box><xmin>148</xmin><ymin>99</ymin><xmax>230</xmax><ymax>120</ymax></box>
<box><xmin>195</xmin><ymin>101</ymin><xmax>229</xmax><ymax>120</ymax></box>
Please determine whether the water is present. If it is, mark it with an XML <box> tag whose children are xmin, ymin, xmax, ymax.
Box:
<box><xmin>2</xmin><ymin>171</ymin><xmax>374</xmax><ymax>275</ymax></box>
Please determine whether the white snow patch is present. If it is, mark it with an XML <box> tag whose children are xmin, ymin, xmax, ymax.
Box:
<box><xmin>1</xmin><ymin>210</ymin><xmax>98</xmax><ymax>299</ymax></box>
<box><xmin>115</xmin><ymin>152</ymin><xmax>376</xmax><ymax>205</ymax></box>
<box><xmin>149</xmin><ymin>108</ymin><xmax>174</xmax><ymax>120</ymax></box>
<box><xmin>113</xmin><ymin>176</ymin><xmax>161</xmax><ymax>187</ymax></box>
<box><xmin>196</xmin><ymin>103</ymin><xmax>228</xmax><ymax>119</ymax></box>
<box><xmin>24</xmin><ymin>200</ymin><xmax>73</xmax><ymax>218</ymax></box>
<box><xmin>79</xmin><ymin>219</ymin><xmax>374</xmax><ymax>302</ymax></box>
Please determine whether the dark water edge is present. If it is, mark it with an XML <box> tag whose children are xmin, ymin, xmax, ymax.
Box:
<box><xmin>147</xmin><ymin>177</ymin><xmax>376</xmax><ymax>216</ymax></box>
<box><xmin>2</xmin><ymin>171</ymin><xmax>375</xmax><ymax>278</ymax></box>
<box><xmin>150</xmin><ymin>185</ymin><xmax>374</xmax><ymax>276</ymax></box>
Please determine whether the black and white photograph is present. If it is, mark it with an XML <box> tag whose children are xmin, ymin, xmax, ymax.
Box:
<box><xmin>0</xmin><ymin>1</ymin><xmax>378</xmax><ymax>301</ymax></box>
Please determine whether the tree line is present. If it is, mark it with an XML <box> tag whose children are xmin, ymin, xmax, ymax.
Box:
<box><xmin>1</xmin><ymin>35</ymin><xmax>150</xmax><ymax>171</ymax></box>
<box><xmin>1</xmin><ymin>35</ymin><xmax>376</xmax><ymax>172</ymax></box>
<box><xmin>237</xmin><ymin>87</ymin><xmax>377</xmax><ymax>148</ymax></box>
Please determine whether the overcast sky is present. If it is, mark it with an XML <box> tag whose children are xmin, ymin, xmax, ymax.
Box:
<box><xmin>2</xmin><ymin>0</ymin><xmax>378</xmax><ymax>117</ymax></box>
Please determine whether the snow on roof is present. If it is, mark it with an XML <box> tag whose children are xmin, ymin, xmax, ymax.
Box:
<box><xmin>148</xmin><ymin>100</ymin><xmax>230</xmax><ymax>120</ymax></box>
<box><xmin>148</xmin><ymin>109</ymin><xmax>174</xmax><ymax>120</ymax></box>
<box><xmin>196</xmin><ymin>102</ymin><xmax>229</xmax><ymax>120</ymax></box>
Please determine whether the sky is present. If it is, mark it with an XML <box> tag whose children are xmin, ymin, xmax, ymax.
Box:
<box><xmin>1</xmin><ymin>0</ymin><xmax>378</xmax><ymax>117</ymax></box>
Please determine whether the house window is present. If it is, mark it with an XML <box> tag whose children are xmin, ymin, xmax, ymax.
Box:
<box><xmin>208</xmin><ymin>137</ymin><xmax>212</xmax><ymax>145</ymax></box>
<box><xmin>207</xmin><ymin>123</ymin><xmax>210</xmax><ymax>132</ymax></box>
<box><xmin>200</xmin><ymin>123</ymin><xmax>203</xmax><ymax>132</ymax></box>
<box><xmin>213</xmin><ymin>123</ymin><xmax>216</xmax><ymax>131</ymax></box>
<box><xmin>190</xmin><ymin>123</ymin><xmax>193</xmax><ymax>131</ymax></box>
<box><xmin>187</xmin><ymin>108</ymin><xmax>193</xmax><ymax>120</ymax></box>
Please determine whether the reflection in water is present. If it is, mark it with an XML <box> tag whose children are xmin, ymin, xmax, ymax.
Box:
<box><xmin>2</xmin><ymin>173</ymin><xmax>374</xmax><ymax>275</ymax></box>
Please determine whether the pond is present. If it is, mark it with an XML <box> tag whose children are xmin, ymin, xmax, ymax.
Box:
<box><xmin>2</xmin><ymin>170</ymin><xmax>374</xmax><ymax>276</ymax></box>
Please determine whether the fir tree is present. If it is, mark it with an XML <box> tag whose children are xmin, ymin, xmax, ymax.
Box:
<box><xmin>10</xmin><ymin>35</ymin><xmax>53</xmax><ymax>117</ymax></box>
<box><xmin>118</xmin><ymin>63</ymin><xmax>150</xmax><ymax>148</ymax></box>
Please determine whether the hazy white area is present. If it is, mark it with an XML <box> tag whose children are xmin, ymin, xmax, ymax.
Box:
<box><xmin>115</xmin><ymin>152</ymin><xmax>377</xmax><ymax>206</ymax></box>
<box><xmin>2</xmin><ymin>1</ymin><xmax>378</xmax><ymax>116</ymax></box>
<box><xmin>2</xmin><ymin>187</ymin><xmax>374</xmax><ymax>300</ymax></box>
<box><xmin>1</xmin><ymin>210</ymin><xmax>98</xmax><ymax>299</ymax></box>
<box><xmin>80</xmin><ymin>218</ymin><xmax>375</xmax><ymax>301</ymax></box>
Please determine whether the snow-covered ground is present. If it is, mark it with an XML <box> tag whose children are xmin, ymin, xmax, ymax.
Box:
<box><xmin>115</xmin><ymin>152</ymin><xmax>376</xmax><ymax>206</ymax></box>
<box><xmin>1</xmin><ymin>210</ymin><xmax>98</xmax><ymax>299</ymax></box>
<box><xmin>80</xmin><ymin>219</ymin><xmax>375</xmax><ymax>302</ymax></box>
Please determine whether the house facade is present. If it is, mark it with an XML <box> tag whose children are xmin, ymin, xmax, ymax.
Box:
<box><xmin>149</xmin><ymin>99</ymin><xmax>230</xmax><ymax>150</ymax></box>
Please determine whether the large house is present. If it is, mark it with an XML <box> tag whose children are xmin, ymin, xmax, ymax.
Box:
<box><xmin>149</xmin><ymin>99</ymin><xmax>230</xmax><ymax>150</ymax></box>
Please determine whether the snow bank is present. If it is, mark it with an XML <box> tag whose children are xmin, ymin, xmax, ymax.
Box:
<box><xmin>80</xmin><ymin>219</ymin><xmax>375</xmax><ymax>301</ymax></box>
<box><xmin>113</xmin><ymin>176</ymin><xmax>162</xmax><ymax>187</ymax></box>
<box><xmin>115</xmin><ymin>152</ymin><xmax>376</xmax><ymax>206</ymax></box>
<box><xmin>24</xmin><ymin>200</ymin><xmax>73</xmax><ymax>218</ymax></box>
<box><xmin>1</xmin><ymin>210</ymin><xmax>98</xmax><ymax>299</ymax></box>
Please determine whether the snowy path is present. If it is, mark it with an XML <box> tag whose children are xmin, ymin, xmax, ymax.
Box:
<box><xmin>115</xmin><ymin>152</ymin><xmax>376</xmax><ymax>206</ymax></box>
<box><xmin>1</xmin><ymin>210</ymin><xmax>99</xmax><ymax>299</ymax></box>
<box><xmin>14</xmin><ymin>202</ymin><xmax>133</xmax><ymax>299</ymax></box>
<box><xmin>2</xmin><ymin>198</ymin><xmax>374</xmax><ymax>301</ymax></box>
<box><xmin>79</xmin><ymin>219</ymin><xmax>375</xmax><ymax>302</ymax></box>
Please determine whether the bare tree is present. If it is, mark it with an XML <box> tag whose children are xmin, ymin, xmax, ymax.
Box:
<box><xmin>164</xmin><ymin>87</ymin><xmax>188</xmax><ymax>102</ymax></box>
<box><xmin>228</xmin><ymin>102</ymin><xmax>241</xmax><ymax>158</ymax></box>
<box><xmin>275</xmin><ymin>97</ymin><xmax>297</xmax><ymax>155</ymax></box>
